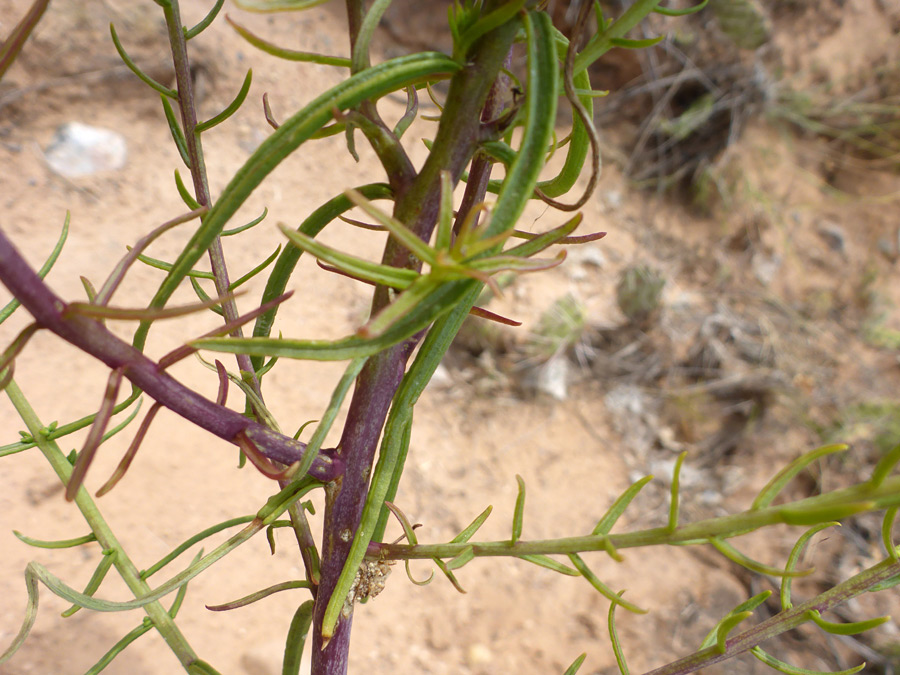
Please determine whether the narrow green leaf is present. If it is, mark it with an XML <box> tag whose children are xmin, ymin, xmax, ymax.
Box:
<box><xmin>392</xmin><ymin>85</ymin><xmax>417</xmax><ymax>139</ymax></box>
<box><xmin>715</xmin><ymin>611</ymin><xmax>752</xmax><ymax>653</ymax></box>
<box><xmin>282</xmin><ymin>600</ymin><xmax>314</xmax><ymax>675</ymax></box>
<box><xmin>608</xmin><ymin>591</ymin><xmax>631</xmax><ymax>675</ymax></box>
<box><xmin>654</xmin><ymin>0</ymin><xmax>709</xmax><ymax>16</ymax></box>
<box><xmin>251</xmin><ymin>183</ymin><xmax>392</xmax><ymax>370</ymax></box>
<box><xmin>454</xmin><ymin>0</ymin><xmax>525</xmax><ymax>61</ymax></box>
<box><xmin>668</xmin><ymin>451</ymin><xmax>688</xmax><ymax>532</ymax></box>
<box><xmin>807</xmin><ymin>609</ymin><xmax>890</xmax><ymax>636</ymax></box>
<box><xmin>753</xmin><ymin>444</ymin><xmax>849</xmax><ymax>510</ymax></box>
<box><xmin>13</xmin><ymin>531</ymin><xmax>97</xmax><ymax>549</ymax></box>
<box><xmin>221</xmin><ymin>208</ymin><xmax>267</xmax><ymax>237</ymax></box>
<box><xmin>481</xmin><ymin>10</ymin><xmax>558</xmax><ymax>239</ymax></box>
<box><xmin>609</xmin><ymin>35</ymin><xmax>664</xmax><ymax>49</ymax></box>
<box><xmin>433</xmin><ymin>557</ymin><xmax>466</xmax><ymax>593</ymax></box>
<box><xmin>161</xmin><ymin>95</ymin><xmax>191</xmax><ymax>166</ymax></box>
<box><xmin>435</xmin><ymin>170</ymin><xmax>453</xmax><ymax>251</ymax></box>
<box><xmin>750</xmin><ymin>646</ymin><xmax>865</xmax><ymax>675</ymax></box>
<box><xmin>699</xmin><ymin>591</ymin><xmax>772</xmax><ymax>649</ymax></box>
<box><xmin>206</xmin><ymin>580</ymin><xmax>312</xmax><ymax>611</ymax></box>
<box><xmin>882</xmin><ymin>506</ymin><xmax>899</xmax><ymax>562</ymax></box>
<box><xmin>350</xmin><ymin>0</ymin><xmax>392</xmax><ymax>73</ymax></box>
<box><xmin>593</xmin><ymin>475</ymin><xmax>654</xmax><ymax>535</ymax></box>
<box><xmin>450</xmin><ymin>505</ymin><xmax>493</xmax><ymax>543</ymax></box>
<box><xmin>133</xmin><ymin>251</ymin><xmax>214</xmax><ymax>279</ymax></box>
<box><xmin>234</xmin><ymin>0</ymin><xmax>329</xmax><ymax>12</ymax></box>
<box><xmin>189</xmin><ymin>277</ymin><xmax>224</xmax><ymax>316</ymax></box>
<box><xmin>358</xmin><ymin>277</ymin><xmax>444</xmax><ymax>339</ymax></box>
<box><xmin>228</xmin><ymin>245</ymin><xmax>281</xmax><ymax>291</ymax></box>
<box><xmin>84</xmin><ymin>619</ymin><xmax>154</xmax><ymax>675</ymax></box>
<box><xmin>870</xmin><ymin>442</ymin><xmax>900</xmax><ymax>488</ymax></box>
<box><xmin>569</xmin><ymin>553</ymin><xmax>647</xmax><ymax>613</ymax></box>
<box><xmin>67</xmin><ymin>295</ymin><xmax>232</xmax><ymax>321</ymax></box>
<box><xmin>141</xmin><ymin>516</ymin><xmax>255</xmax><ymax>579</ymax></box>
<box><xmin>0</xmin><ymin>322</ymin><xmax>40</xmax><ymax>374</ymax></box>
<box><xmin>710</xmin><ymin>537</ymin><xmax>811</xmax><ymax>577</ymax></box>
<box><xmin>196</xmin><ymin>69</ymin><xmax>252</xmax><ymax>133</ymax></box>
<box><xmin>227</xmin><ymin>15</ymin><xmax>349</xmax><ymax>66</ymax></box>
<box><xmin>512</xmin><ymin>474</ymin><xmax>526</xmax><ymax>543</ymax></box>
<box><xmin>173</xmin><ymin>169</ymin><xmax>201</xmax><ymax>209</ymax></box>
<box><xmin>109</xmin><ymin>24</ymin><xmax>177</xmax><ymax>98</ymax></box>
<box><xmin>0</xmin><ymin>561</ymin><xmax>39</xmax><ymax>664</ymax></box>
<box><xmin>575</xmin><ymin>0</ymin><xmax>670</xmax><ymax>73</ymax></box>
<box><xmin>403</xmin><ymin>559</ymin><xmax>434</xmax><ymax>587</ymax></box>
<box><xmin>292</xmin><ymin>356</ymin><xmax>368</xmax><ymax>480</ymax></box>
<box><xmin>279</xmin><ymin>225</ymin><xmax>416</xmax><ymax>289</ymax></box>
<box><xmin>345</xmin><ymin>189</ymin><xmax>437</xmax><ymax>266</ymax></box>
<box><xmin>0</xmin><ymin>212</ymin><xmax>68</xmax><ymax>325</ymax></box>
<box><xmin>518</xmin><ymin>555</ymin><xmax>580</xmax><ymax>576</ymax></box>
<box><xmin>0</xmin><ymin>0</ymin><xmax>51</xmax><ymax>82</ymax></box>
<box><xmin>563</xmin><ymin>653</ymin><xmax>587</xmax><ymax>675</ymax></box>
<box><xmin>184</xmin><ymin>0</ymin><xmax>224</xmax><ymax>39</ymax></box>
<box><xmin>502</xmin><ymin>214</ymin><xmax>583</xmax><ymax>259</ymax></box>
<box><xmin>535</xmin><ymin>27</ymin><xmax>594</xmax><ymax>200</ymax></box>
<box><xmin>187</xmin><ymin>660</ymin><xmax>223</xmax><ymax>675</ymax></box>
<box><xmin>62</xmin><ymin>550</ymin><xmax>117</xmax><ymax>617</ymax></box>
<box><xmin>137</xmin><ymin>51</ymin><xmax>457</xmax><ymax>353</ymax></box>
<box><xmin>782</xmin><ymin>523</ymin><xmax>838</xmax><ymax>610</ymax></box>
<box><xmin>445</xmin><ymin>545</ymin><xmax>475</xmax><ymax>570</ymax></box>
<box><xmin>383</xmin><ymin>502</ymin><xmax>419</xmax><ymax>546</ymax></box>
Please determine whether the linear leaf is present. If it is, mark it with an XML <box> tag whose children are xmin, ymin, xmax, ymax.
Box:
<box><xmin>593</xmin><ymin>475</ymin><xmax>654</xmax><ymax>535</ymax></box>
<box><xmin>569</xmin><ymin>553</ymin><xmax>647</xmax><ymax>613</ymax></box>
<box><xmin>282</xmin><ymin>600</ymin><xmax>314</xmax><ymax>675</ymax></box>
<box><xmin>753</xmin><ymin>444</ymin><xmax>849</xmax><ymax>510</ymax></box>
<box><xmin>512</xmin><ymin>474</ymin><xmax>526</xmax><ymax>543</ymax></box>
<box><xmin>136</xmin><ymin>51</ymin><xmax>459</xmax><ymax>353</ymax></box>
<box><xmin>450</xmin><ymin>505</ymin><xmax>493</xmax><ymax>543</ymax></box>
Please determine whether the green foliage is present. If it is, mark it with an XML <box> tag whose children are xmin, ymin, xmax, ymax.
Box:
<box><xmin>0</xmin><ymin>1</ymin><xmax>897</xmax><ymax>674</ymax></box>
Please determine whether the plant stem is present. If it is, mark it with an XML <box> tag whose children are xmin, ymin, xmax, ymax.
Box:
<box><xmin>162</xmin><ymin>0</ymin><xmax>262</xmax><ymax>400</ymax></box>
<box><xmin>0</xmin><ymin>230</ymin><xmax>342</xmax><ymax>479</ymax></box>
<box><xmin>310</xmin><ymin>13</ymin><xmax>520</xmax><ymax>674</ymax></box>
<box><xmin>644</xmin><ymin>554</ymin><xmax>900</xmax><ymax>675</ymax></box>
<box><xmin>4</xmin><ymin>379</ymin><xmax>202</xmax><ymax>670</ymax></box>
<box><xmin>371</xmin><ymin>474</ymin><xmax>900</xmax><ymax>560</ymax></box>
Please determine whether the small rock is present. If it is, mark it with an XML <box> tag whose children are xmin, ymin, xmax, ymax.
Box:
<box><xmin>816</xmin><ymin>220</ymin><xmax>846</xmax><ymax>254</ymax></box>
<box><xmin>532</xmin><ymin>354</ymin><xmax>569</xmax><ymax>400</ymax></box>
<box><xmin>44</xmin><ymin>122</ymin><xmax>127</xmax><ymax>177</ymax></box>
<box><xmin>603</xmin><ymin>189</ymin><xmax>623</xmax><ymax>210</ymax></box>
<box><xmin>569</xmin><ymin>246</ymin><xmax>606</xmax><ymax>268</ymax></box>
<box><xmin>466</xmin><ymin>643</ymin><xmax>493</xmax><ymax>667</ymax></box>
<box><xmin>751</xmin><ymin>251</ymin><xmax>781</xmax><ymax>286</ymax></box>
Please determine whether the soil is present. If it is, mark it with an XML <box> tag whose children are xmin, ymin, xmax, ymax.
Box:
<box><xmin>1</xmin><ymin>1</ymin><xmax>899</xmax><ymax>674</ymax></box>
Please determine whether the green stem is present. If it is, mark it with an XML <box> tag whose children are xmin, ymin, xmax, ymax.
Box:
<box><xmin>4</xmin><ymin>379</ymin><xmax>202</xmax><ymax>670</ymax></box>
<box><xmin>644</xmin><ymin>555</ymin><xmax>900</xmax><ymax>675</ymax></box>
<box><xmin>372</xmin><ymin>475</ymin><xmax>900</xmax><ymax>560</ymax></box>
<box><xmin>162</xmin><ymin>0</ymin><xmax>261</xmax><ymax>400</ymax></box>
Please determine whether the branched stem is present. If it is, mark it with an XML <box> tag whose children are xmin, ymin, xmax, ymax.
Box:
<box><xmin>371</xmin><ymin>474</ymin><xmax>900</xmax><ymax>560</ymax></box>
<box><xmin>310</xmin><ymin>8</ymin><xmax>520</xmax><ymax>672</ymax></box>
<box><xmin>162</xmin><ymin>0</ymin><xmax>262</xmax><ymax>400</ymax></box>
<box><xmin>4</xmin><ymin>379</ymin><xmax>201</xmax><ymax>669</ymax></box>
<box><xmin>644</xmin><ymin>555</ymin><xmax>900</xmax><ymax>675</ymax></box>
<box><xmin>0</xmin><ymin>231</ymin><xmax>342</xmax><ymax>480</ymax></box>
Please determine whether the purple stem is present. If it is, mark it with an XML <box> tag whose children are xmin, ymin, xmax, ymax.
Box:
<box><xmin>0</xmin><ymin>228</ymin><xmax>342</xmax><ymax>480</ymax></box>
<box><xmin>310</xmin><ymin>16</ymin><xmax>519</xmax><ymax>672</ymax></box>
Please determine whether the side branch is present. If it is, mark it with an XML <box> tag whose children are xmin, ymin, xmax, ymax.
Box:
<box><xmin>0</xmin><ymin>228</ymin><xmax>342</xmax><ymax>481</ymax></box>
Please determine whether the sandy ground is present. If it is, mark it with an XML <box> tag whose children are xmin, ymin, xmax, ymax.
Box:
<box><xmin>2</xmin><ymin>1</ymin><xmax>900</xmax><ymax>673</ymax></box>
